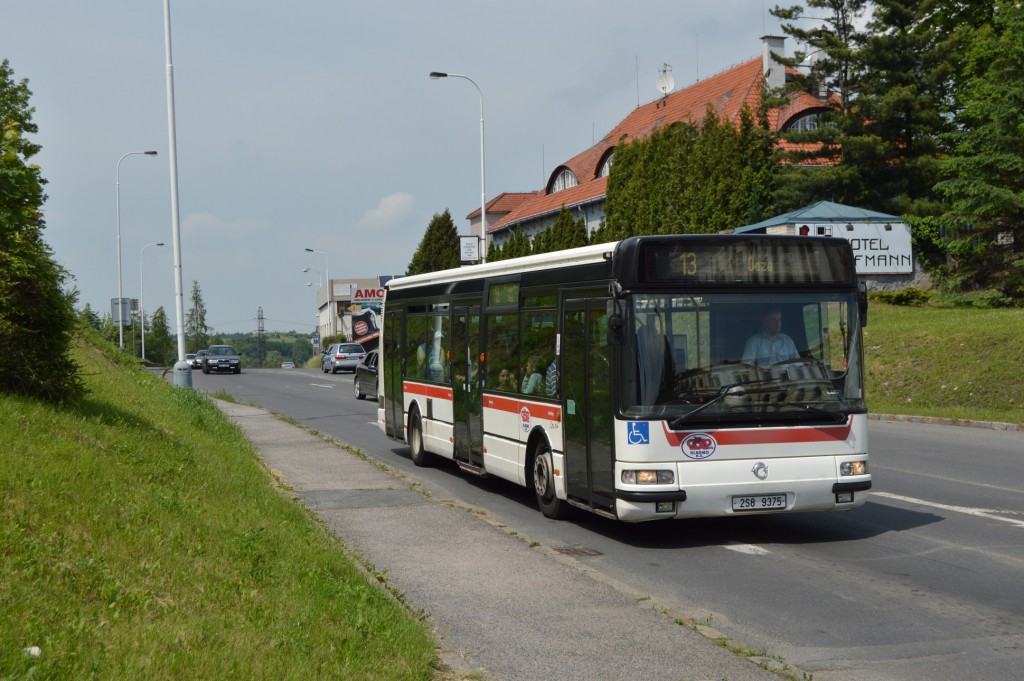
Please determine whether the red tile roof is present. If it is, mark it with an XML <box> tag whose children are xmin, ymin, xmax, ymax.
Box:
<box><xmin>488</xmin><ymin>55</ymin><xmax>827</xmax><ymax>234</ymax></box>
<box><xmin>467</xmin><ymin>192</ymin><xmax>538</xmax><ymax>220</ymax></box>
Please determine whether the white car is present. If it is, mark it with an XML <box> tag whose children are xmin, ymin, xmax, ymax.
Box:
<box><xmin>321</xmin><ymin>342</ymin><xmax>366</xmax><ymax>373</ymax></box>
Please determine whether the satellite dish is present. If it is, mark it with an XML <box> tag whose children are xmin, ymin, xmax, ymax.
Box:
<box><xmin>656</xmin><ymin>64</ymin><xmax>674</xmax><ymax>96</ymax></box>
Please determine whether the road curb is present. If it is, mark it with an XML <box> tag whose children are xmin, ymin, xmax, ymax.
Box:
<box><xmin>870</xmin><ymin>413</ymin><xmax>1023</xmax><ymax>432</ymax></box>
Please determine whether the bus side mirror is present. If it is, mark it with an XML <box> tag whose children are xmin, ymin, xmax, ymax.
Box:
<box><xmin>607</xmin><ymin>299</ymin><xmax>623</xmax><ymax>345</ymax></box>
<box><xmin>859</xmin><ymin>282</ymin><xmax>868</xmax><ymax>328</ymax></box>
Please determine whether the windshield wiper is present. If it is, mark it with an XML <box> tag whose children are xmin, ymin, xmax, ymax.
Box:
<box><xmin>668</xmin><ymin>376</ymin><xmax>782</xmax><ymax>429</ymax></box>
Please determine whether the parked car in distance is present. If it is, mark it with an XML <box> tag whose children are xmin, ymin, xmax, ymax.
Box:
<box><xmin>280</xmin><ymin>361</ymin><xmax>295</xmax><ymax>369</ymax></box>
<box><xmin>321</xmin><ymin>342</ymin><xmax>366</xmax><ymax>374</ymax></box>
<box><xmin>353</xmin><ymin>350</ymin><xmax>378</xmax><ymax>400</ymax></box>
<box><xmin>201</xmin><ymin>344</ymin><xmax>241</xmax><ymax>374</ymax></box>
<box><xmin>191</xmin><ymin>350</ymin><xmax>207</xmax><ymax>369</ymax></box>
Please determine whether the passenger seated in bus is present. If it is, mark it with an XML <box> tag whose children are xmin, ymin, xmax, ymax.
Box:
<box><xmin>496</xmin><ymin>368</ymin><xmax>518</xmax><ymax>392</ymax></box>
<box><xmin>427</xmin><ymin>330</ymin><xmax>446</xmax><ymax>381</ymax></box>
<box><xmin>416</xmin><ymin>341</ymin><xmax>427</xmax><ymax>378</ymax></box>
<box><xmin>742</xmin><ymin>308</ymin><xmax>799</xmax><ymax>367</ymax></box>
<box><xmin>521</xmin><ymin>355</ymin><xmax>544</xmax><ymax>395</ymax></box>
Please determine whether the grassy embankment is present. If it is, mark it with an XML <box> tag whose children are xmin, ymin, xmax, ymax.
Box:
<box><xmin>864</xmin><ymin>302</ymin><xmax>1024</xmax><ymax>425</ymax></box>
<box><xmin>0</xmin><ymin>329</ymin><xmax>439</xmax><ymax>680</ymax></box>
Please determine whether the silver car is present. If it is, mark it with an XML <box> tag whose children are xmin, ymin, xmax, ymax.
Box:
<box><xmin>321</xmin><ymin>342</ymin><xmax>366</xmax><ymax>374</ymax></box>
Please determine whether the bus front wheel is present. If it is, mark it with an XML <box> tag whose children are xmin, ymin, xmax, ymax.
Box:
<box><xmin>533</xmin><ymin>444</ymin><xmax>567</xmax><ymax>519</ymax></box>
<box><xmin>408</xmin><ymin>411</ymin><xmax>433</xmax><ymax>467</ymax></box>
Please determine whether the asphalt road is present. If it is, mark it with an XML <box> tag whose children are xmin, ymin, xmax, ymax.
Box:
<box><xmin>189</xmin><ymin>367</ymin><xmax>1024</xmax><ymax>681</ymax></box>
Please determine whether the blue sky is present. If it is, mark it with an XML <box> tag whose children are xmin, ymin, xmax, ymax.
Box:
<box><xmin>3</xmin><ymin>1</ymin><xmax>786</xmax><ymax>333</ymax></box>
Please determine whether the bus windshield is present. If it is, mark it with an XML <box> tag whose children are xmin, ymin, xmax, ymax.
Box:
<box><xmin>620</xmin><ymin>292</ymin><xmax>865</xmax><ymax>424</ymax></box>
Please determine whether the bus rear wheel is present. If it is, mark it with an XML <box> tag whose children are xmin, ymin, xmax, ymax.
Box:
<box><xmin>533</xmin><ymin>444</ymin><xmax>567</xmax><ymax>519</ymax></box>
<box><xmin>408</xmin><ymin>411</ymin><xmax>433</xmax><ymax>467</ymax></box>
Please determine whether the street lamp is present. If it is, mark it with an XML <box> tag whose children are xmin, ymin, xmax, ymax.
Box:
<box><xmin>139</xmin><ymin>242</ymin><xmax>165</xmax><ymax>360</ymax></box>
<box><xmin>302</xmin><ymin>266</ymin><xmax>322</xmax><ymax>287</ymax></box>
<box><xmin>115</xmin><ymin>150</ymin><xmax>158</xmax><ymax>350</ymax></box>
<box><xmin>304</xmin><ymin>248</ymin><xmax>331</xmax><ymax>338</ymax></box>
<box><xmin>429</xmin><ymin>71</ymin><xmax>486</xmax><ymax>263</ymax></box>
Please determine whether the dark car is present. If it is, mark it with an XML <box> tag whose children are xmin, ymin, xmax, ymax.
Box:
<box><xmin>353</xmin><ymin>350</ymin><xmax>379</xmax><ymax>400</ymax></box>
<box><xmin>201</xmin><ymin>344</ymin><xmax>241</xmax><ymax>374</ymax></box>
<box><xmin>321</xmin><ymin>342</ymin><xmax>366</xmax><ymax>374</ymax></box>
<box><xmin>191</xmin><ymin>350</ymin><xmax>207</xmax><ymax>369</ymax></box>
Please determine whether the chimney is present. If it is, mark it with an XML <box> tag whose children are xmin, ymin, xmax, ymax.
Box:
<box><xmin>761</xmin><ymin>35</ymin><xmax>786</xmax><ymax>92</ymax></box>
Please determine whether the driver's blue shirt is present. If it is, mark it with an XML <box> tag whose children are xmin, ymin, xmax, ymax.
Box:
<box><xmin>742</xmin><ymin>332</ymin><xmax>799</xmax><ymax>367</ymax></box>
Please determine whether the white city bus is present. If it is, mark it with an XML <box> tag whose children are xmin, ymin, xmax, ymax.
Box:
<box><xmin>378</xmin><ymin>234</ymin><xmax>871</xmax><ymax>522</ymax></box>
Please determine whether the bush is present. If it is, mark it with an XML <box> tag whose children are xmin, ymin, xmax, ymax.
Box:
<box><xmin>869</xmin><ymin>287</ymin><xmax>934</xmax><ymax>306</ymax></box>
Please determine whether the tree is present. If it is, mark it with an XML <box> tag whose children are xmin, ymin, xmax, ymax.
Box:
<box><xmin>406</xmin><ymin>209</ymin><xmax>460</xmax><ymax>275</ymax></box>
<box><xmin>935</xmin><ymin>0</ymin><xmax>1024</xmax><ymax>298</ymax></box>
<box><xmin>524</xmin><ymin>206</ymin><xmax>589</xmax><ymax>256</ymax></box>
<box><xmin>0</xmin><ymin>59</ymin><xmax>83</xmax><ymax>401</ymax></box>
<box><xmin>853</xmin><ymin>0</ymin><xmax>953</xmax><ymax>216</ymax></box>
<box><xmin>147</xmin><ymin>306</ymin><xmax>175</xmax><ymax>366</ymax></box>
<box><xmin>185</xmin><ymin>280</ymin><xmax>210</xmax><ymax>351</ymax></box>
<box><xmin>770</xmin><ymin>0</ymin><xmax>872</xmax><ymax>209</ymax></box>
<box><xmin>599</xmin><ymin>106</ymin><xmax>774</xmax><ymax>239</ymax></box>
<box><xmin>80</xmin><ymin>303</ymin><xmax>102</xmax><ymax>331</ymax></box>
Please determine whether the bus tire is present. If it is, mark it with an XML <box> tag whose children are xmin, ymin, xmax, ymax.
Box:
<box><xmin>408</xmin><ymin>410</ymin><xmax>433</xmax><ymax>467</ymax></box>
<box><xmin>532</xmin><ymin>443</ymin><xmax>567</xmax><ymax>519</ymax></box>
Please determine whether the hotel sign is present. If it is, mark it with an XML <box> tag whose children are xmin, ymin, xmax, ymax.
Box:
<box><xmin>771</xmin><ymin>222</ymin><xmax>913</xmax><ymax>274</ymax></box>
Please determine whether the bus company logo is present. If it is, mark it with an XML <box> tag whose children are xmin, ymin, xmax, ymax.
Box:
<box><xmin>520</xmin><ymin>407</ymin><xmax>531</xmax><ymax>432</ymax></box>
<box><xmin>681</xmin><ymin>433</ymin><xmax>717</xmax><ymax>459</ymax></box>
<box><xmin>353</xmin><ymin>320</ymin><xmax>369</xmax><ymax>336</ymax></box>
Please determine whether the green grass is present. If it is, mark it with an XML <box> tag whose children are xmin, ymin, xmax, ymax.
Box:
<box><xmin>864</xmin><ymin>302</ymin><xmax>1024</xmax><ymax>425</ymax></box>
<box><xmin>1</xmin><ymin>329</ymin><xmax>438</xmax><ymax>680</ymax></box>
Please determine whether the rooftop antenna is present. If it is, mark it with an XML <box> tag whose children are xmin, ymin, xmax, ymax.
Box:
<box><xmin>656</xmin><ymin>63</ymin><xmax>675</xmax><ymax>98</ymax></box>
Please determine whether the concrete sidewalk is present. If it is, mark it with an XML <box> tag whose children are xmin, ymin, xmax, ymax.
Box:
<box><xmin>217</xmin><ymin>399</ymin><xmax>783</xmax><ymax>681</ymax></box>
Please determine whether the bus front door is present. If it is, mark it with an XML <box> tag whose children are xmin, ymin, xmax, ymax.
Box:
<box><xmin>452</xmin><ymin>304</ymin><xmax>484</xmax><ymax>469</ymax></box>
<box><xmin>562</xmin><ymin>297</ymin><xmax>615</xmax><ymax>515</ymax></box>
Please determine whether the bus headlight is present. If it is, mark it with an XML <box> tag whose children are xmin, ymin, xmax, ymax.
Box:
<box><xmin>840</xmin><ymin>461</ymin><xmax>868</xmax><ymax>476</ymax></box>
<box><xmin>621</xmin><ymin>469</ymin><xmax>675</xmax><ymax>485</ymax></box>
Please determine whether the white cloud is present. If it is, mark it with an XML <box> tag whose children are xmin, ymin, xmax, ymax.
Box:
<box><xmin>355</xmin><ymin>193</ymin><xmax>416</xmax><ymax>232</ymax></box>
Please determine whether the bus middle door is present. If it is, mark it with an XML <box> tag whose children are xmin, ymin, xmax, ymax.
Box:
<box><xmin>452</xmin><ymin>303</ymin><xmax>484</xmax><ymax>470</ymax></box>
<box><xmin>562</xmin><ymin>296</ymin><xmax>615</xmax><ymax>515</ymax></box>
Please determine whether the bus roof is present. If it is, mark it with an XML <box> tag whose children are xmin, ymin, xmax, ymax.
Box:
<box><xmin>386</xmin><ymin>241</ymin><xmax>618</xmax><ymax>291</ymax></box>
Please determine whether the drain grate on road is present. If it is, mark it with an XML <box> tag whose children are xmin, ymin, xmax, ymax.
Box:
<box><xmin>553</xmin><ymin>544</ymin><xmax>602</xmax><ymax>557</ymax></box>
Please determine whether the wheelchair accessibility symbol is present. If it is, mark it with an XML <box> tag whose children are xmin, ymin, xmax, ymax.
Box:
<box><xmin>627</xmin><ymin>422</ymin><xmax>649</xmax><ymax>445</ymax></box>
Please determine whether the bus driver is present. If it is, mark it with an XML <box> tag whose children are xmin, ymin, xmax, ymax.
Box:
<box><xmin>742</xmin><ymin>308</ymin><xmax>799</xmax><ymax>367</ymax></box>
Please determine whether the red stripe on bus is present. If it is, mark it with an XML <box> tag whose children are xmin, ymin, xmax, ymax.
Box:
<box><xmin>403</xmin><ymin>381</ymin><xmax>454</xmax><ymax>401</ymax></box>
<box><xmin>661</xmin><ymin>418</ymin><xmax>853</xmax><ymax>446</ymax></box>
<box><xmin>484</xmin><ymin>394</ymin><xmax>562</xmax><ymax>422</ymax></box>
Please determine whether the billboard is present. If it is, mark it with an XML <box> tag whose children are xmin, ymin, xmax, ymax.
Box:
<box><xmin>776</xmin><ymin>222</ymin><xmax>913</xmax><ymax>274</ymax></box>
<box><xmin>338</xmin><ymin>287</ymin><xmax>384</xmax><ymax>349</ymax></box>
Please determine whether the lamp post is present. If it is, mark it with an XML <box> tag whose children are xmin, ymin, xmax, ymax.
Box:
<box><xmin>139</xmin><ymin>242</ymin><xmax>165</xmax><ymax>360</ymax></box>
<box><xmin>429</xmin><ymin>71</ymin><xmax>486</xmax><ymax>263</ymax></box>
<box><xmin>302</xmin><ymin>266</ymin><xmax>322</xmax><ymax>287</ymax></box>
<box><xmin>304</xmin><ymin>248</ymin><xmax>331</xmax><ymax>338</ymax></box>
<box><xmin>115</xmin><ymin>150</ymin><xmax>158</xmax><ymax>350</ymax></box>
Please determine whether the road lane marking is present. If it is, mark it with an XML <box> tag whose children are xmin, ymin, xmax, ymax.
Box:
<box><xmin>872</xmin><ymin>492</ymin><xmax>1024</xmax><ymax>529</ymax></box>
<box><xmin>309</xmin><ymin>383</ymin><xmax>335</xmax><ymax>389</ymax></box>
<box><xmin>723</xmin><ymin>543</ymin><xmax>771</xmax><ymax>555</ymax></box>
